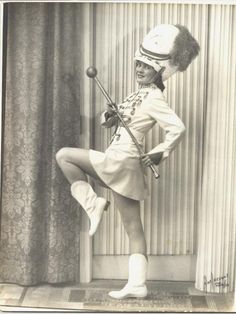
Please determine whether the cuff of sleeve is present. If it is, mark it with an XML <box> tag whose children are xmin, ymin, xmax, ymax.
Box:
<box><xmin>101</xmin><ymin>111</ymin><xmax>118</xmax><ymax>128</ymax></box>
<box><xmin>161</xmin><ymin>151</ymin><xmax>169</xmax><ymax>162</ymax></box>
<box><xmin>101</xmin><ymin>112</ymin><xmax>107</xmax><ymax>125</ymax></box>
<box><xmin>148</xmin><ymin>146</ymin><xmax>169</xmax><ymax>162</ymax></box>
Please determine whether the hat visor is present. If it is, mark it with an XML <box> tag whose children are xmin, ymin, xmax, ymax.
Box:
<box><xmin>134</xmin><ymin>55</ymin><xmax>161</xmax><ymax>73</ymax></box>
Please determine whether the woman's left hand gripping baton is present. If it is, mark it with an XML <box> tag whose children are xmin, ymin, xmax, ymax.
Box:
<box><xmin>86</xmin><ymin>66</ymin><xmax>160</xmax><ymax>179</ymax></box>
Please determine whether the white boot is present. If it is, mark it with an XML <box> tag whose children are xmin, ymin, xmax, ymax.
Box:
<box><xmin>108</xmin><ymin>254</ymin><xmax>148</xmax><ymax>299</ymax></box>
<box><xmin>71</xmin><ymin>181</ymin><xmax>110</xmax><ymax>236</ymax></box>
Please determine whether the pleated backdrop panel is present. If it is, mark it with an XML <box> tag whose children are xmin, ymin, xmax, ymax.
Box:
<box><xmin>196</xmin><ymin>5</ymin><xmax>236</xmax><ymax>293</ymax></box>
<box><xmin>91</xmin><ymin>3</ymin><xmax>208</xmax><ymax>256</ymax></box>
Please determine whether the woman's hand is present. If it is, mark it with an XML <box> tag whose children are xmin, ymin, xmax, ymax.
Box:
<box><xmin>106</xmin><ymin>104</ymin><xmax>127</xmax><ymax>120</ymax></box>
<box><xmin>141</xmin><ymin>154</ymin><xmax>154</xmax><ymax>167</ymax></box>
<box><xmin>106</xmin><ymin>103</ymin><xmax>117</xmax><ymax>115</ymax></box>
<box><xmin>141</xmin><ymin>152</ymin><xmax>163</xmax><ymax>166</ymax></box>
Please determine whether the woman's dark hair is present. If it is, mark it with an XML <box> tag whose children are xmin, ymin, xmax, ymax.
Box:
<box><xmin>170</xmin><ymin>24</ymin><xmax>200</xmax><ymax>71</ymax></box>
<box><xmin>154</xmin><ymin>67</ymin><xmax>166</xmax><ymax>92</ymax></box>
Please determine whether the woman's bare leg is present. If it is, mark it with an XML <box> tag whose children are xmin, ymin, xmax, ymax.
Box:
<box><xmin>113</xmin><ymin>192</ymin><xmax>146</xmax><ymax>255</ymax></box>
<box><xmin>56</xmin><ymin>147</ymin><xmax>108</xmax><ymax>236</ymax></box>
<box><xmin>56</xmin><ymin>147</ymin><xmax>103</xmax><ymax>184</ymax></box>
<box><xmin>109</xmin><ymin>192</ymin><xmax>148</xmax><ymax>299</ymax></box>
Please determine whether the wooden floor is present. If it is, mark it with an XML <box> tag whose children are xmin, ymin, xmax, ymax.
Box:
<box><xmin>0</xmin><ymin>280</ymin><xmax>235</xmax><ymax>312</ymax></box>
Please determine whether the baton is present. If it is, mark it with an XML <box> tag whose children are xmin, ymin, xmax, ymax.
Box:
<box><xmin>86</xmin><ymin>66</ymin><xmax>160</xmax><ymax>179</ymax></box>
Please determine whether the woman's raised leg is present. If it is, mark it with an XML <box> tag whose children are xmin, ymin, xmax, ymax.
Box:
<box><xmin>55</xmin><ymin>147</ymin><xmax>109</xmax><ymax>235</ymax></box>
<box><xmin>56</xmin><ymin>147</ymin><xmax>102</xmax><ymax>184</ymax></box>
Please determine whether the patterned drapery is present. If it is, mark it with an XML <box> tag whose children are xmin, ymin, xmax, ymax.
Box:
<box><xmin>0</xmin><ymin>3</ymin><xmax>84</xmax><ymax>285</ymax></box>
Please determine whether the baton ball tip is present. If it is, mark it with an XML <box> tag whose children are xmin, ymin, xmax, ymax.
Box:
<box><xmin>86</xmin><ymin>66</ymin><xmax>97</xmax><ymax>78</ymax></box>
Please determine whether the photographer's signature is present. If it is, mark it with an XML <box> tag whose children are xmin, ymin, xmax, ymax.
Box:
<box><xmin>204</xmin><ymin>273</ymin><xmax>229</xmax><ymax>291</ymax></box>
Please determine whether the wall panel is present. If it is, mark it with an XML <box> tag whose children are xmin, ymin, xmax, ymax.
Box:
<box><xmin>91</xmin><ymin>3</ymin><xmax>208</xmax><ymax>256</ymax></box>
<box><xmin>195</xmin><ymin>5</ymin><xmax>236</xmax><ymax>293</ymax></box>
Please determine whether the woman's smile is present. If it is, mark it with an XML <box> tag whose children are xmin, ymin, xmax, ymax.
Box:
<box><xmin>135</xmin><ymin>60</ymin><xmax>158</xmax><ymax>85</ymax></box>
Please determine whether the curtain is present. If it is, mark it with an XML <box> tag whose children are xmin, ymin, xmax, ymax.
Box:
<box><xmin>0</xmin><ymin>3</ymin><xmax>84</xmax><ymax>285</ymax></box>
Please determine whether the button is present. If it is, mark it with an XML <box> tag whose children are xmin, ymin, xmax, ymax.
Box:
<box><xmin>115</xmin><ymin>134</ymin><xmax>121</xmax><ymax>141</ymax></box>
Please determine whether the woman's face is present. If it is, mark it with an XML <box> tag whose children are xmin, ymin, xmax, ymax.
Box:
<box><xmin>135</xmin><ymin>61</ymin><xmax>158</xmax><ymax>85</ymax></box>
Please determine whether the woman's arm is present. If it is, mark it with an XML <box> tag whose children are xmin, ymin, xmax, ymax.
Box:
<box><xmin>143</xmin><ymin>92</ymin><xmax>186</xmax><ymax>163</ymax></box>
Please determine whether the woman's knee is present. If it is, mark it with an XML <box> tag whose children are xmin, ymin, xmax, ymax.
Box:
<box><xmin>55</xmin><ymin>147</ymin><xmax>71</xmax><ymax>165</ymax></box>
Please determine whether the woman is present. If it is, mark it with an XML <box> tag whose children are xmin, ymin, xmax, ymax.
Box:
<box><xmin>56</xmin><ymin>24</ymin><xmax>200</xmax><ymax>299</ymax></box>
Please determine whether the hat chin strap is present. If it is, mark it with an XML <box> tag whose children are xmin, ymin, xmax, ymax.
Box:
<box><xmin>153</xmin><ymin>67</ymin><xmax>166</xmax><ymax>92</ymax></box>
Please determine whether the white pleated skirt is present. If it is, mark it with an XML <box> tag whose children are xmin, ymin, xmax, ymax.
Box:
<box><xmin>89</xmin><ymin>127</ymin><xmax>149</xmax><ymax>200</ymax></box>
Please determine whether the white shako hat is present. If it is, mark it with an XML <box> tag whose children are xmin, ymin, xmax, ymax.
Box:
<box><xmin>135</xmin><ymin>24</ymin><xmax>180</xmax><ymax>81</ymax></box>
